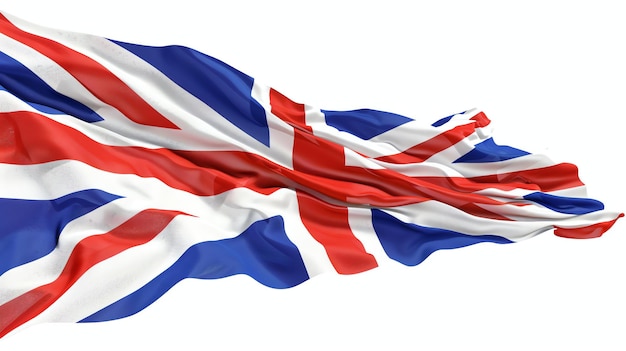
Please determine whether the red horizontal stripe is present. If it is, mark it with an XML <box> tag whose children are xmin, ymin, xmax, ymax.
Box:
<box><xmin>0</xmin><ymin>111</ymin><xmax>279</xmax><ymax>196</ymax></box>
<box><xmin>0</xmin><ymin>209</ymin><xmax>184</xmax><ymax>338</ymax></box>
<box><xmin>0</xmin><ymin>14</ymin><xmax>178</xmax><ymax>129</ymax></box>
<box><xmin>2</xmin><ymin>111</ymin><xmax>543</xmax><ymax>219</ymax></box>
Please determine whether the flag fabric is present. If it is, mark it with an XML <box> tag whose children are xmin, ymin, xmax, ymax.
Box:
<box><xmin>0</xmin><ymin>11</ymin><xmax>622</xmax><ymax>338</ymax></box>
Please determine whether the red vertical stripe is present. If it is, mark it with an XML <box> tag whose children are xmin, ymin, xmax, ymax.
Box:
<box><xmin>270</xmin><ymin>88</ymin><xmax>378</xmax><ymax>274</ymax></box>
<box><xmin>0</xmin><ymin>209</ymin><xmax>185</xmax><ymax>338</ymax></box>
<box><xmin>297</xmin><ymin>192</ymin><xmax>378</xmax><ymax>274</ymax></box>
<box><xmin>268</xmin><ymin>88</ymin><xmax>308</xmax><ymax>129</ymax></box>
<box><xmin>0</xmin><ymin>14</ymin><xmax>178</xmax><ymax>129</ymax></box>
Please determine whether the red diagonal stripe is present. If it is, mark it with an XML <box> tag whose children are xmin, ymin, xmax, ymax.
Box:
<box><xmin>375</xmin><ymin>122</ymin><xmax>477</xmax><ymax>164</ymax></box>
<box><xmin>0</xmin><ymin>209</ymin><xmax>184</xmax><ymax>338</ymax></box>
<box><xmin>0</xmin><ymin>14</ymin><xmax>178</xmax><ymax>129</ymax></box>
<box><xmin>373</xmin><ymin>112</ymin><xmax>491</xmax><ymax>165</ymax></box>
<box><xmin>555</xmin><ymin>214</ymin><xmax>624</xmax><ymax>239</ymax></box>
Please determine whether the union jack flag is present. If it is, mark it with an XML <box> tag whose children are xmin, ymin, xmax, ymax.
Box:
<box><xmin>0</xmin><ymin>12</ymin><xmax>622</xmax><ymax>338</ymax></box>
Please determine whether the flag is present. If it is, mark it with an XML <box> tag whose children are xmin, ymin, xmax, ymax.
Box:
<box><xmin>0</xmin><ymin>11</ymin><xmax>622</xmax><ymax>339</ymax></box>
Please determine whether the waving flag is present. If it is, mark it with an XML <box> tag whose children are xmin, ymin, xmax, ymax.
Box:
<box><xmin>0</xmin><ymin>11</ymin><xmax>622</xmax><ymax>338</ymax></box>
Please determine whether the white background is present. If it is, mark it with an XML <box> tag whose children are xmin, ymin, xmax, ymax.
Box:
<box><xmin>1</xmin><ymin>1</ymin><xmax>625</xmax><ymax>350</ymax></box>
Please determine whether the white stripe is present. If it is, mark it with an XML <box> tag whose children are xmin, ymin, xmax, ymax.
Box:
<box><xmin>347</xmin><ymin>154</ymin><xmax>589</xmax><ymax>204</ymax></box>
<box><xmin>474</xmin><ymin>185</ymin><xmax>589</xmax><ymax>201</ymax></box>
<box><xmin>379</xmin><ymin>200</ymin><xmax>621</xmax><ymax>242</ymax></box>
<box><xmin>282</xmin><ymin>193</ymin><xmax>336</xmax><ymax>277</ymax></box>
<box><xmin>544</xmin><ymin>185</ymin><xmax>589</xmax><ymax>198</ymax></box>
<box><xmin>422</xmin><ymin>125</ymin><xmax>488</xmax><ymax>164</ymax></box>
<box><xmin>372</xmin><ymin>152</ymin><xmax>561</xmax><ymax>178</ymax></box>
<box><xmin>0</xmin><ymin>159</ymin><xmax>300</xmax><ymax>232</ymax></box>
<box><xmin>303</xmin><ymin>106</ymin><xmax>395</xmax><ymax>153</ymax></box>
<box><xmin>348</xmin><ymin>207</ymin><xmax>391</xmax><ymax>268</ymax></box>
<box><xmin>343</xmin><ymin>147</ymin><xmax>385</xmax><ymax>169</ymax></box>
<box><xmin>448</xmin><ymin>153</ymin><xmax>562</xmax><ymax>178</ymax></box>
